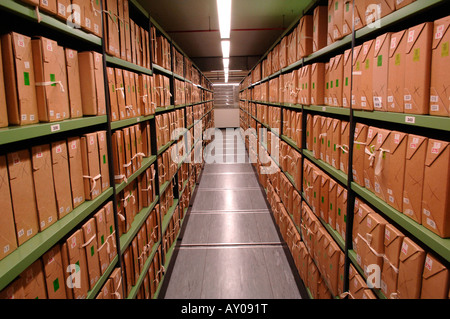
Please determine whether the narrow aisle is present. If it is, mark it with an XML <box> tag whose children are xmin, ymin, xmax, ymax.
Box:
<box><xmin>160</xmin><ymin>128</ymin><xmax>305</xmax><ymax>299</ymax></box>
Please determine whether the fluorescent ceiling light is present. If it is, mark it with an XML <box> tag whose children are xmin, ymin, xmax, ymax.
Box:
<box><xmin>212</xmin><ymin>83</ymin><xmax>240</xmax><ymax>86</ymax></box>
<box><xmin>221</xmin><ymin>40</ymin><xmax>230</xmax><ymax>58</ymax></box>
<box><xmin>223</xmin><ymin>58</ymin><xmax>229</xmax><ymax>68</ymax></box>
<box><xmin>217</xmin><ymin>0</ymin><xmax>232</xmax><ymax>39</ymax></box>
<box><xmin>225</xmin><ymin>73</ymin><xmax>229</xmax><ymax>83</ymax></box>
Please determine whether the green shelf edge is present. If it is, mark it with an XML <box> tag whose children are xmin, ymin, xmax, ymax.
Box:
<box><xmin>152</xmin><ymin>63</ymin><xmax>173</xmax><ymax>77</ymax></box>
<box><xmin>348</xmin><ymin>250</ymin><xmax>387</xmax><ymax>300</ymax></box>
<box><xmin>0</xmin><ymin>116</ymin><xmax>107</xmax><ymax>146</ymax></box>
<box><xmin>303</xmin><ymin>105</ymin><xmax>351</xmax><ymax>117</ymax></box>
<box><xmin>0</xmin><ymin>0</ymin><xmax>102</xmax><ymax>47</ymax></box>
<box><xmin>351</xmin><ymin>182</ymin><xmax>450</xmax><ymax>263</ymax></box>
<box><xmin>86</xmin><ymin>255</ymin><xmax>119</xmax><ymax>299</ymax></box>
<box><xmin>153</xmin><ymin>236</ymin><xmax>178</xmax><ymax>299</ymax></box>
<box><xmin>110</xmin><ymin>114</ymin><xmax>155</xmax><ymax>130</ymax></box>
<box><xmin>303</xmin><ymin>149</ymin><xmax>348</xmax><ymax>186</ymax></box>
<box><xmin>119</xmin><ymin>197</ymin><xmax>159</xmax><ymax>254</ymax></box>
<box><xmin>126</xmin><ymin>240</ymin><xmax>161</xmax><ymax>299</ymax></box>
<box><xmin>0</xmin><ymin>187</ymin><xmax>113</xmax><ymax>291</ymax></box>
<box><xmin>115</xmin><ymin>155</ymin><xmax>157</xmax><ymax>194</ymax></box>
<box><xmin>105</xmin><ymin>54</ymin><xmax>153</xmax><ymax>76</ymax></box>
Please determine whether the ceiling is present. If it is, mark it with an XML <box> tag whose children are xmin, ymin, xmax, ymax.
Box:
<box><xmin>137</xmin><ymin>0</ymin><xmax>314</xmax><ymax>84</ymax></box>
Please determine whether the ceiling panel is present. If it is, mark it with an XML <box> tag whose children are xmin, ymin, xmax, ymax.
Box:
<box><xmin>137</xmin><ymin>0</ymin><xmax>314</xmax><ymax>81</ymax></box>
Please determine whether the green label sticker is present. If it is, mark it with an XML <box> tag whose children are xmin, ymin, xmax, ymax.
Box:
<box><xmin>395</xmin><ymin>53</ymin><xmax>401</xmax><ymax>66</ymax></box>
<box><xmin>110</xmin><ymin>225</ymin><xmax>113</xmax><ymax>234</ymax></box>
<box><xmin>328</xmin><ymin>140</ymin><xmax>331</xmax><ymax>147</ymax></box>
<box><xmin>335</xmin><ymin>1</ymin><xmax>339</xmax><ymax>11</ymax></box>
<box><xmin>24</xmin><ymin>72</ymin><xmax>30</xmax><ymax>86</ymax></box>
<box><xmin>334</xmin><ymin>144</ymin><xmax>336</xmax><ymax>151</ymax></box>
<box><xmin>91</xmin><ymin>246</ymin><xmax>95</xmax><ymax>256</ymax></box>
<box><xmin>75</xmin><ymin>261</ymin><xmax>80</xmax><ymax>272</ymax></box>
<box><xmin>101</xmin><ymin>235</ymin><xmax>105</xmax><ymax>245</ymax></box>
<box><xmin>329</xmin><ymin>15</ymin><xmax>331</xmax><ymax>23</ymax></box>
<box><xmin>346</xmin><ymin>2</ymin><xmax>350</xmax><ymax>11</ymax></box>
<box><xmin>344</xmin><ymin>214</ymin><xmax>347</xmax><ymax>222</ymax></box>
<box><xmin>313</xmin><ymin>82</ymin><xmax>315</xmax><ymax>89</ymax></box>
<box><xmin>377</xmin><ymin>55</ymin><xmax>383</xmax><ymax>67</ymax></box>
<box><xmin>50</xmin><ymin>74</ymin><xmax>56</xmax><ymax>86</ymax></box>
<box><xmin>442</xmin><ymin>42</ymin><xmax>449</xmax><ymax>57</ymax></box>
<box><xmin>330</xmin><ymin>81</ymin><xmax>333</xmax><ymax>88</ymax></box>
<box><xmin>321</xmin><ymin>196</ymin><xmax>324</xmax><ymax>203</ymax></box>
<box><xmin>302</xmin><ymin>83</ymin><xmax>304</xmax><ymax>89</ymax></box>
<box><xmin>326</xmin><ymin>82</ymin><xmax>329</xmax><ymax>89</ymax></box>
<box><xmin>314</xmin><ymin>191</ymin><xmax>316</xmax><ymax>198</ymax></box>
<box><xmin>356</xmin><ymin>144</ymin><xmax>360</xmax><ymax>149</ymax></box>
<box><xmin>53</xmin><ymin>278</ymin><xmax>60</xmax><ymax>292</ymax></box>
<box><xmin>330</xmin><ymin>203</ymin><xmax>333</xmax><ymax>210</ymax></box>
<box><xmin>336</xmin><ymin>79</ymin><xmax>339</xmax><ymax>87</ymax></box>
<box><xmin>356</xmin><ymin>61</ymin><xmax>360</xmax><ymax>71</ymax></box>
<box><xmin>103</xmin><ymin>155</ymin><xmax>106</xmax><ymax>164</ymax></box>
<box><xmin>112</xmin><ymin>84</ymin><xmax>115</xmax><ymax>91</ymax></box>
<box><xmin>314</xmin><ymin>137</ymin><xmax>316</xmax><ymax>143</ymax></box>
<box><xmin>305</xmin><ymin>83</ymin><xmax>307</xmax><ymax>89</ymax></box>
<box><xmin>413</xmin><ymin>48</ymin><xmax>420</xmax><ymax>62</ymax></box>
<box><xmin>345</xmin><ymin>77</ymin><xmax>349</xmax><ymax>86</ymax></box>
<box><xmin>365</xmin><ymin>59</ymin><xmax>370</xmax><ymax>69</ymax></box>
<box><xmin>338</xmin><ymin>208</ymin><xmax>341</xmax><ymax>216</ymax></box>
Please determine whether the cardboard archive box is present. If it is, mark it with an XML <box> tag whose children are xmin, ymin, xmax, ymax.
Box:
<box><xmin>422</xmin><ymin>139</ymin><xmax>450</xmax><ymax>237</ymax></box>
<box><xmin>373</xmin><ymin>128</ymin><xmax>391</xmax><ymax>203</ymax></box>
<box><xmin>20</xmin><ymin>259</ymin><xmax>47</xmax><ymax>299</ymax></box>
<box><xmin>330</xmin><ymin>53</ymin><xmax>344</xmax><ymax>107</ymax></box>
<box><xmin>381</xmin><ymin>223</ymin><xmax>404</xmax><ymax>298</ymax></box>
<box><xmin>298</xmin><ymin>15</ymin><xmax>313</xmax><ymax>59</ymax></box>
<box><xmin>332</xmin><ymin>0</ymin><xmax>345</xmax><ymax>41</ymax></box>
<box><xmin>397</xmin><ymin>237</ymin><xmax>425</xmax><ymax>299</ymax></box>
<box><xmin>0</xmin><ymin>155</ymin><xmax>18</xmax><ymax>260</ymax></box>
<box><xmin>339</xmin><ymin>120</ymin><xmax>350</xmax><ymax>174</ymax></box>
<box><xmin>66</xmin><ymin>229</ymin><xmax>90</xmax><ymax>299</ymax></box>
<box><xmin>65</xmin><ymin>48</ymin><xmax>83</xmax><ymax>118</ymax></box>
<box><xmin>372</xmin><ymin>32</ymin><xmax>391</xmax><ymax>111</ymax></box>
<box><xmin>103</xmin><ymin>0</ymin><xmax>120</xmax><ymax>57</ymax></box>
<box><xmin>430</xmin><ymin>15</ymin><xmax>450</xmax><ymax>116</ymax></box>
<box><xmin>352</xmin><ymin>123</ymin><xmax>368</xmax><ymax>187</ymax></box>
<box><xmin>97</xmin><ymin>131</ymin><xmax>110</xmax><ymax>192</ymax></box>
<box><xmin>80</xmin><ymin>133</ymin><xmax>102</xmax><ymax>200</ymax></box>
<box><xmin>94</xmin><ymin>208</ymin><xmax>110</xmax><ymax>275</ymax></box>
<box><xmin>403</xmin><ymin>134</ymin><xmax>428</xmax><ymax>224</ymax></box>
<box><xmin>1</xmin><ymin>32</ymin><xmax>39</xmax><ymax>125</ymax></box>
<box><xmin>387</xmin><ymin>29</ymin><xmax>407</xmax><ymax>113</ymax></box>
<box><xmin>67</xmin><ymin>137</ymin><xmax>85</xmax><ymax>209</ymax></box>
<box><xmin>0</xmin><ymin>39</ymin><xmax>7</xmax><ymax>127</ymax></box>
<box><xmin>106</xmin><ymin>67</ymin><xmax>119</xmax><ymax>121</ymax></box>
<box><xmin>78</xmin><ymin>51</ymin><xmax>106</xmax><ymax>116</ymax></box>
<box><xmin>310</xmin><ymin>63</ymin><xmax>325</xmax><ymax>105</ymax></box>
<box><xmin>342</xmin><ymin>48</ymin><xmax>353</xmax><ymax>108</ymax></box>
<box><xmin>81</xmin><ymin>218</ymin><xmax>101</xmax><ymax>290</ymax></box>
<box><xmin>7</xmin><ymin>149</ymin><xmax>39</xmax><ymax>245</ymax></box>
<box><xmin>51</xmin><ymin>140</ymin><xmax>73</xmax><ymax>219</ymax></box>
<box><xmin>363</xmin><ymin>126</ymin><xmax>379</xmax><ymax>193</ymax></box>
<box><xmin>421</xmin><ymin>253</ymin><xmax>449</xmax><ymax>299</ymax></box>
<box><xmin>42</xmin><ymin>245</ymin><xmax>67</xmax><ymax>299</ymax></box>
<box><xmin>385</xmin><ymin>131</ymin><xmax>408</xmax><ymax>212</ymax></box>
<box><xmin>351</xmin><ymin>45</ymin><xmax>363</xmax><ymax>109</ymax></box>
<box><xmin>32</xmin><ymin>37</ymin><xmax>70</xmax><ymax>121</ymax></box>
<box><xmin>313</xmin><ymin>6</ymin><xmax>328</xmax><ymax>52</ymax></box>
<box><xmin>403</xmin><ymin>22</ymin><xmax>433</xmax><ymax>114</ymax></box>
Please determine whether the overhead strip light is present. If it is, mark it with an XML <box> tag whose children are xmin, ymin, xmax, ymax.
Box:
<box><xmin>223</xmin><ymin>58</ymin><xmax>229</xmax><ymax>69</ymax></box>
<box><xmin>221</xmin><ymin>40</ymin><xmax>230</xmax><ymax>58</ymax></box>
<box><xmin>217</xmin><ymin>0</ymin><xmax>232</xmax><ymax>39</ymax></box>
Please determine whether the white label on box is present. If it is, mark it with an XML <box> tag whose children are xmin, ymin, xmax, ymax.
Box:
<box><xmin>394</xmin><ymin>134</ymin><xmax>400</xmax><ymax>144</ymax></box>
<box><xmin>56</xmin><ymin>145</ymin><xmax>62</xmax><ymax>153</ymax></box>
<box><xmin>71</xmin><ymin>141</ymin><xmax>77</xmax><ymax>149</ymax></box>
<box><xmin>401</xmin><ymin>242</ymin><xmax>408</xmax><ymax>255</ymax></box>
<box><xmin>17</xmin><ymin>35</ymin><xmax>25</xmax><ymax>47</ymax></box>
<box><xmin>59</xmin><ymin>206</ymin><xmax>64</xmax><ymax>214</ymax></box>
<box><xmin>36</xmin><ymin>151</ymin><xmax>43</xmax><ymax>159</ymax></box>
<box><xmin>385</xmin><ymin>229</ymin><xmax>391</xmax><ymax>241</ymax></box>
<box><xmin>46</xmin><ymin>40</ymin><xmax>52</xmax><ymax>52</ymax></box>
<box><xmin>58</xmin><ymin>4</ymin><xmax>66</xmax><ymax>16</ymax></box>
<box><xmin>71</xmin><ymin>237</ymin><xmax>77</xmax><ymax>249</ymax></box>
<box><xmin>387</xmin><ymin>95</ymin><xmax>394</xmax><ymax>103</ymax></box>
<box><xmin>431</xmin><ymin>142</ymin><xmax>441</xmax><ymax>154</ymax></box>
<box><xmin>94</xmin><ymin>24</ymin><xmax>99</xmax><ymax>34</ymax></box>
<box><xmin>404</xmin><ymin>95</ymin><xmax>411</xmax><ymax>101</ymax></box>
<box><xmin>430</xmin><ymin>95</ymin><xmax>439</xmax><ymax>103</ymax></box>
<box><xmin>24</xmin><ymin>61</ymin><xmax>30</xmax><ymax>69</ymax></box>
<box><xmin>30</xmin><ymin>114</ymin><xmax>35</xmax><ymax>121</ymax></box>
<box><xmin>48</xmin><ymin>216</ymin><xmax>52</xmax><ymax>223</ymax></box>
<box><xmin>18</xmin><ymin>229</ymin><xmax>24</xmax><ymax>238</ymax></box>
<box><xmin>42</xmin><ymin>0</ymin><xmax>48</xmax><ymax>6</ymax></box>
<box><xmin>367</xmin><ymin>217</ymin><xmax>372</xmax><ymax>228</ymax></box>
<box><xmin>427</xmin><ymin>218</ymin><xmax>436</xmax><ymax>229</ymax></box>
<box><xmin>403</xmin><ymin>197</ymin><xmax>410</xmax><ymax>204</ymax></box>
<box><xmin>408</xmin><ymin>30</ymin><xmax>415</xmax><ymax>43</ymax></box>
<box><xmin>364</xmin><ymin>178</ymin><xmax>371</xmax><ymax>189</ymax></box>
<box><xmin>389</xmin><ymin>195</ymin><xmax>394</xmax><ymax>203</ymax></box>
<box><xmin>425</xmin><ymin>256</ymin><xmax>433</xmax><ymax>271</ymax></box>
<box><xmin>435</xmin><ymin>25</ymin><xmax>445</xmax><ymax>40</ymax></box>
<box><xmin>4</xmin><ymin>244</ymin><xmax>10</xmax><ymax>254</ymax></box>
<box><xmin>27</xmin><ymin>229</ymin><xmax>33</xmax><ymax>236</ymax></box>
<box><xmin>49</xmin><ymin>110</ymin><xmax>54</xmax><ymax>117</ymax></box>
<box><xmin>390</xmin><ymin>37</ymin><xmax>397</xmax><ymax>49</ymax></box>
<box><xmin>423</xmin><ymin>208</ymin><xmax>431</xmax><ymax>216</ymax></box>
<box><xmin>431</xmin><ymin>104</ymin><xmax>439</xmax><ymax>111</ymax></box>
<box><xmin>21</xmin><ymin>114</ymin><xmax>27</xmax><ymax>121</ymax></box>
<box><xmin>375</xmin><ymin>182</ymin><xmax>381</xmax><ymax>193</ymax></box>
<box><xmin>90</xmin><ymin>136</ymin><xmax>95</xmax><ymax>145</ymax></box>
<box><xmin>405</xmin><ymin>116</ymin><xmax>415</xmax><ymax>123</ymax></box>
<box><xmin>56</xmin><ymin>113</ymin><xmax>61</xmax><ymax>119</ymax></box>
<box><xmin>41</xmin><ymin>221</ymin><xmax>45</xmax><ymax>228</ymax></box>
<box><xmin>343</xmin><ymin>98</ymin><xmax>347</xmax><ymax>107</ymax></box>
<box><xmin>51</xmin><ymin>124</ymin><xmax>60</xmax><ymax>132</ymax></box>
<box><xmin>85</xmin><ymin>18</ymin><xmax>91</xmax><ymax>29</ymax></box>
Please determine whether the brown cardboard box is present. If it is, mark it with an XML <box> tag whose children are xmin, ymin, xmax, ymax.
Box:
<box><xmin>66</xmin><ymin>229</ymin><xmax>90</xmax><ymax>299</ymax></box>
<box><xmin>363</xmin><ymin>126</ymin><xmax>379</xmax><ymax>192</ymax></box>
<box><xmin>65</xmin><ymin>48</ymin><xmax>83</xmax><ymax>118</ymax></box>
<box><xmin>312</xmin><ymin>115</ymin><xmax>321</xmax><ymax>159</ymax></box>
<box><xmin>397</xmin><ymin>237</ymin><xmax>425</xmax><ymax>299</ymax></box>
<box><xmin>346</xmin><ymin>0</ymin><xmax>366</xmax><ymax>33</ymax></box>
<box><xmin>107</xmin><ymin>67</ymin><xmax>119</xmax><ymax>121</ymax></box>
<box><xmin>324</xmin><ymin>61</ymin><xmax>331</xmax><ymax>105</ymax></box>
<box><xmin>310</xmin><ymin>63</ymin><xmax>325</xmax><ymax>106</ymax></box>
<box><xmin>336</xmin><ymin>185</ymin><xmax>347</xmax><ymax>240</ymax></box>
<box><xmin>97</xmin><ymin>131</ymin><xmax>110</xmax><ymax>192</ymax></box>
<box><xmin>279</xmin><ymin>36</ymin><xmax>287</xmax><ymax>69</ymax></box>
<box><xmin>404</xmin><ymin>22</ymin><xmax>433</xmax><ymax>114</ymax></box>
<box><xmin>330</xmin><ymin>119</ymin><xmax>341</xmax><ymax>170</ymax></box>
<box><xmin>313</xmin><ymin>6</ymin><xmax>328</xmax><ymax>52</ymax></box>
<box><xmin>80</xmin><ymin>133</ymin><xmax>102</xmax><ymax>200</ymax></box>
<box><xmin>55</xmin><ymin>0</ymin><xmax>70</xmax><ymax>22</ymax></box>
<box><xmin>8</xmin><ymin>149</ymin><xmax>39</xmax><ymax>245</ymax></box>
<box><xmin>298</xmin><ymin>15</ymin><xmax>313</xmax><ymax>59</ymax></box>
<box><xmin>287</xmin><ymin>31</ymin><xmax>297</xmax><ymax>66</ymax></box>
<box><xmin>129</xmin><ymin>72</ymin><xmax>138</xmax><ymax>117</ymax></box>
<box><xmin>373</xmin><ymin>33</ymin><xmax>391</xmax><ymax>111</ymax></box>
<box><xmin>0</xmin><ymin>155</ymin><xmax>17</xmax><ymax>261</ymax></box>
<box><xmin>381</xmin><ymin>261</ymin><xmax>399</xmax><ymax>299</ymax></box>
<box><xmin>352</xmin><ymin>123</ymin><xmax>368</xmax><ymax>186</ymax></box>
<box><xmin>384</xmin><ymin>223</ymin><xmax>405</xmax><ymax>269</ymax></box>
<box><xmin>60</xmin><ymin>242</ymin><xmax>73</xmax><ymax>299</ymax></box>
<box><xmin>353</xmin><ymin>199</ymin><xmax>370</xmax><ymax>251</ymax></box>
<box><xmin>422</xmin><ymin>139</ymin><xmax>450</xmax><ymax>237</ymax></box>
<box><xmin>32</xmin><ymin>37</ymin><xmax>69</xmax><ymax>121</ymax></box>
<box><xmin>325</xmin><ymin>117</ymin><xmax>333</xmax><ymax>165</ymax></box>
<box><xmin>115</xmin><ymin>68</ymin><xmax>126</xmax><ymax>120</ymax></box>
<box><xmin>327</xmin><ymin>1</ymin><xmax>334</xmax><ymax>46</ymax></box>
<box><xmin>139</xmin><ymin>75</ymin><xmax>150</xmax><ymax>116</ymax></box>
<box><xmin>332</xmin><ymin>0</ymin><xmax>345</xmax><ymax>41</ymax></box>
<box><xmin>104</xmin><ymin>201</ymin><xmax>117</xmax><ymax>262</ymax></box>
<box><xmin>0</xmin><ymin>278</ymin><xmax>25</xmax><ymax>299</ymax></box>
<box><xmin>110</xmin><ymin>267</ymin><xmax>122</xmax><ymax>299</ymax></box>
<box><xmin>342</xmin><ymin>48</ymin><xmax>353</xmax><ymax>108</ymax></box>
<box><xmin>421</xmin><ymin>253</ymin><xmax>449</xmax><ymax>299</ymax></box>
<box><xmin>403</xmin><ymin>134</ymin><xmax>427</xmax><ymax>223</ymax></box>
<box><xmin>103</xmin><ymin>0</ymin><xmax>120</xmax><ymax>57</ymax></box>
<box><xmin>395</xmin><ymin>0</ymin><xmax>416</xmax><ymax>9</ymax></box>
<box><xmin>311</xmin><ymin>168</ymin><xmax>322</xmax><ymax>216</ymax></box>
<box><xmin>351</xmin><ymin>45</ymin><xmax>363</xmax><ymax>109</ymax></box>
<box><xmin>387</xmin><ymin>29</ymin><xmax>407</xmax><ymax>113</ymax></box>
<box><xmin>78</xmin><ymin>51</ymin><xmax>105</xmax><ymax>116</ymax></box>
<box><xmin>361</xmin><ymin>212</ymin><xmax>387</xmax><ymax>274</ymax></box>
<box><xmin>319</xmin><ymin>173</ymin><xmax>329</xmax><ymax>224</ymax></box>
<box><xmin>82</xmin><ymin>218</ymin><xmax>101</xmax><ymax>290</ymax></box>
<box><xmin>364</xmin><ymin>1</ymin><xmax>395</xmax><ymax>25</ymax></box>
<box><xmin>94</xmin><ymin>208</ymin><xmax>109</xmax><ymax>275</ymax></box>
<box><xmin>21</xmin><ymin>259</ymin><xmax>47</xmax><ymax>299</ymax></box>
<box><xmin>51</xmin><ymin>140</ymin><xmax>73</xmax><ymax>219</ymax></box>
<box><xmin>118</xmin><ymin>0</ymin><xmax>126</xmax><ymax>60</ymax></box>
<box><xmin>123</xmin><ymin>248</ymin><xmax>133</xmax><ymax>296</ymax></box>
<box><xmin>331</xmin><ymin>53</ymin><xmax>344</xmax><ymax>107</ymax></box>
<box><xmin>1</xmin><ymin>32</ymin><xmax>39</xmax><ymax>125</ymax></box>
<box><xmin>373</xmin><ymin>129</ymin><xmax>391</xmax><ymax>202</ymax></box>
<box><xmin>42</xmin><ymin>245</ymin><xmax>67</xmax><ymax>299</ymax></box>
<box><xmin>386</xmin><ymin>131</ymin><xmax>408</xmax><ymax>212</ymax></box>
<box><xmin>67</xmin><ymin>137</ymin><xmax>85</xmax><ymax>209</ymax></box>
<box><xmin>342</xmin><ymin>0</ymin><xmax>352</xmax><ymax>37</ymax></box>
<box><xmin>122</xmin><ymin>70</ymin><xmax>132</xmax><ymax>118</ymax></box>
<box><xmin>360</xmin><ymin>40</ymin><xmax>375</xmax><ymax>111</ymax></box>
<box><xmin>430</xmin><ymin>15</ymin><xmax>450</xmax><ymax>116</ymax></box>
<box><xmin>339</xmin><ymin>120</ymin><xmax>349</xmax><ymax>174</ymax></box>
<box><xmin>0</xmin><ymin>40</ymin><xmax>8</xmax><ymax>127</ymax></box>
<box><xmin>328</xmin><ymin>179</ymin><xmax>337</xmax><ymax>229</ymax></box>
<box><xmin>123</xmin><ymin>127</ymin><xmax>132</xmax><ymax>178</ymax></box>
<box><xmin>325</xmin><ymin>236</ymin><xmax>340</xmax><ymax>297</ymax></box>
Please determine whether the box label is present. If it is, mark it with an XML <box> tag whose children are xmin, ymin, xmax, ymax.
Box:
<box><xmin>24</xmin><ymin>72</ymin><xmax>30</xmax><ymax>86</ymax></box>
<box><xmin>442</xmin><ymin>42</ymin><xmax>449</xmax><ymax>57</ymax></box>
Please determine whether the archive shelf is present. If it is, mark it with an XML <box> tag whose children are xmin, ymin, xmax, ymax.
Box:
<box><xmin>0</xmin><ymin>116</ymin><xmax>108</xmax><ymax>146</ymax></box>
<box><xmin>0</xmin><ymin>187</ymin><xmax>113</xmax><ymax>291</ymax></box>
<box><xmin>302</xmin><ymin>150</ymin><xmax>348</xmax><ymax>186</ymax></box>
<box><xmin>86</xmin><ymin>255</ymin><xmax>119</xmax><ymax>299</ymax></box>
<box><xmin>105</xmin><ymin>54</ymin><xmax>153</xmax><ymax>76</ymax></box>
<box><xmin>0</xmin><ymin>0</ymin><xmax>102</xmax><ymax>47</ymax></box>
<box><xmin>110</xmin><ymin>115</ymin><xmax>155</xmax><ymax>131</ymax></box>
<box><xmin>115</xmin><ymin>155</ymin><xmax>157</xmax><ymax>194</ymax></box>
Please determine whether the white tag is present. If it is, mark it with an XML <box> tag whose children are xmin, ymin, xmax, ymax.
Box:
<box><xmin>24</xmin><ymin>61</ymin><xmax>30</xmax><ymax>69</ymax></box>
<box><xmin>51</xmin><ymin>124</ymin><xmax>60</xmax><ymax>132</ymax></box>
<box><xmin>401</xmin><ymin>242</ymin><xmax>408</xmax><ymax>255</ymax></box>
<box><xmin>425</xmin><ymin>256</ymin><xmax>433</xmax><ymax>271</ymax></box>
<box><xmin>404</xmin><ymin>95</ymin><xmax>411</xmax><ymax>101</ymax></box>
<box><xmin>385</xmin><ymin>229</ymin><xmax>391</xmax><ymax>241</ymax></box>
<box><xmin>435</xmin><ymin>25</ymin><xmax>445</xmax><ymax>40</ymax></box>
<box><xmin>17</xmin><ymin>35</ymin><xmax>25</xmax><ymax>47</ymax></box>
<box><xmin>427</xmin><ymin>218</ymin><xmax>436</xmax><ymax>229</ymax></box>
<box><xmin>46</xmin><ymin>40</ymin><xmax>53</xmax><ymax>52</ymax></box>
<box><xmin>431</xmin><ymin>105</ymin><xmax>439</xmax><ymax>111</ymax></box>
<box><xmin>408</xmin><ymin>30</ymin><xmax>415</xmax><ymax>43</ymax></box>
<box><xmin>58</xmin><ymin>3</ymin><xmax>66</xmax><ymax>16</ymax></box>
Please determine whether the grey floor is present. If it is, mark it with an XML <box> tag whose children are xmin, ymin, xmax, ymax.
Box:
<box><xmin>160</xmin><ymin>128</ymin><xmax>304</xmax><ymax>299</ymax></box>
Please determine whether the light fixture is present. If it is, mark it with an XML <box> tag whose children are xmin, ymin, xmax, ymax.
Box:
<box><xmin>217</xmin><ymin>0</ymin><xmax>232</xmax><ymax>39</ymax></box>
<box><xmin>224</xmin><ymin>72</ymin><xmax>229</xmax><ymax>83</ymax></box>
<box><xmin>223</xmin><ymin>58</ymin><xmax>229</xmax><ymax>69</ymax></box>
<box><xmin>221</xmin><ymin>40</ymin><xmax>230</xmax><ymax>58</ymax></box>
